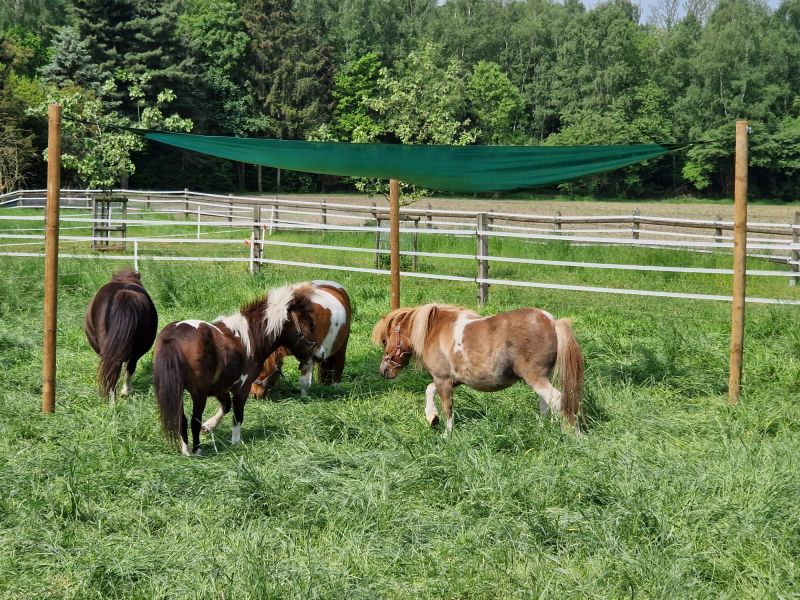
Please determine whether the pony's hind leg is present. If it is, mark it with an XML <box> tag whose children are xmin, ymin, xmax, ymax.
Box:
<box><xmin>189</xmin><ymin>394</ymin><xmax>207</xmax><ymax>456</ymax></box>
<box><xmin>320</xmin><ymin>347</ymin><xmax>346</xmax><ymax>386</ymax></box>
<box><xmin>121</xmin><ymin>359</ymin><xmax>137</xmax><ymax>396</ymax></box>
<box><xmin>528</xmin><ymin>377</ymin><xmax>563</xmax><ymax>417</ymax></box>
<box><xmin>425</xmin><ymin>383</ymin><xmax>440</xmax><ymax>427</ymax></box>
<box><xmin>202</xmin><ymin>392</ymin><xmax>231</xmax><ymax>433</ymax></box>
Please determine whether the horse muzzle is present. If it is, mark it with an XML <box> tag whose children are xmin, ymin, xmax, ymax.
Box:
<box><xmin>379</xmin><ymin>361</ymin><xmax>398</xmax><ymax>379</ymax></box>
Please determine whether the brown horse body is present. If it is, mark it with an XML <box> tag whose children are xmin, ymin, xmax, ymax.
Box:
<box><xmin>372</xmin><ymin>304</ymin><xmax>584</xmax><ymax>434</ymax></box>
<box><xmin>251</xmin><ymin>280</ymin><xmax>351</xmax><ymax>399</ymax></box>
<box><xmin>84</xmin><ymin>268</ymin><xmax>157</xmax><ymax>403</ymax></box>
<box><xmin>153</xmin><ymin>283</ymin><xmax>319</xmax><ymax>456</ymax></box>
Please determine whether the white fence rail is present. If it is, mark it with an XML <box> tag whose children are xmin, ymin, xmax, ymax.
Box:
<box><xmin>1</xmin><ymin>188</ymin><xmax>799</xmax><ymax>305</ymax></box>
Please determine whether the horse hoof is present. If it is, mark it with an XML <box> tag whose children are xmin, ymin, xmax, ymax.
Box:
<box><xmin>427</xmin><ymin>414</ymin><xmax>440</xmax><ymax>428</ymax></box>
<box><xmin>201</xmin><ymin>423</ymin><xmax>211</xmax><ymax>433</ymax></box>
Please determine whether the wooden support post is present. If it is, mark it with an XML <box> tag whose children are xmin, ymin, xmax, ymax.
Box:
<box><xmin>372</xmin><ymin>202</ymin><xmax>379</xmax><ymax>268</ymax></box>
<box><xmin>321</xmin><ymin>199</ymin><xmax>327</xmax><ymax>226</ymax></box>
<box><xmin>555</xmin><ymin>210</ymin><xmax>562</xmax><ymax>234</ymax></box>
<box><xmin>228</xmin><ymin>194</ymin><xmax>233</xmax><ymax>222</ymax></box>
<box><xmin>477</xmin><ymin>213</ymin><xmax>490</xmax><ymax>307</ymax></box>
<box><xmin>412</xmin><ymin>218</ymin><xmax>419</xmax><ymax>270</ymax></box>
<box><xmin>42</xmin><ymin>104</ymin><xmax>61</xmax><ymax>414</ymax></box>
<box><xmin>257</xmin><ymin>165</ymin><xmax>263</xmax><ymax>193</ymax></box>
<box><xmin>426</xmin><ymin>202</ymin><xmax>432</xmax><ymax>229</ymax></box>
<box><xmin>714</xmin><ymin>214</ymin><xmax>723</xmax><ymax>246</ymax></box>
<box><xmin>252</xmin><ymin>205</ymin><xmax>262</xmax><ymax>274</ymax></box>
<box><xmin>389</xmin><ymin>179</ymin><xmax>400</xmax><ymax>310</ymax></box>
<box><xmin>728</xmin><ymin>120</ymin><xmax>748</xmax><ymax>405</ymax></box>
<box><xmin>633</xmin><ymin>207</ymin><xmax>640</xmax><ymax>240</ymax></box>
<box><xmin>790</xmin><ymin>211</ymin><xmax>799</xmax><ymax>287</ymax></box>
<box><xmin>184</xmin><ymin>187</ymin><xmax>189</xmax><ymax>219</ymax></box>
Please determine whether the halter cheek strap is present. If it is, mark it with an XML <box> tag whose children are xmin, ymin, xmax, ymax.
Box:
<box><xmin>385</xmin><ymin>325</ymin><xmax>412</xmax><ymax>368</ymax></box>
<box><xmin>290</xmin><ymin>311</ymin><xmax>319</xmax><ymax>355</ymax></box>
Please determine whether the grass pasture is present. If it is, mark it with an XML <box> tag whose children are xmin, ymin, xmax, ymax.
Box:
<box><xmin>0</xmin><ymin>226</ymin><xmax>799</xmax><ymax>598</ymax></box>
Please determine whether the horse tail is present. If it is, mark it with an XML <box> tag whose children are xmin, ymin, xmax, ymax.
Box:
<box><xmin>98</xmin><ymin>289</ymin><xmax>140</xmax><ymax>399</ymax></box>
<box><xmin>553</xmin><ymin>318</ymin><xmax>584</xmax><ymax>427</ymax></box>
<box><xmin>153</xmin><ymin>336</ymin><xmax>185</xmax><ymax>443</ymax></box>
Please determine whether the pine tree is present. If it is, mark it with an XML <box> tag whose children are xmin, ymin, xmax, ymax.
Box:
<box><xmin>40</xmin><ymin>26</ymin><xmax>101</xmax><ymax>88</ymax></box>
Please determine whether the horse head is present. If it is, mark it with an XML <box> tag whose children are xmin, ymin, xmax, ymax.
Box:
<box><xmin>372</xmin><ymin>309</ymin><xmax>415</xmax><ymax>379</ymax></box>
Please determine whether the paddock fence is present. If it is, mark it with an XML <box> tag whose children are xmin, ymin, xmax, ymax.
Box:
<box><xmin>1</xmin><ymin>188</ymin><xmax>799</xmax><ymax>306</ymax></box>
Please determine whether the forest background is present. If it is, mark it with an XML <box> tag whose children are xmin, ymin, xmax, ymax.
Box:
<box><xmin>1</xmin><ymin>0</ymin><xmax>799</xmax><ymax>200</ymax></box>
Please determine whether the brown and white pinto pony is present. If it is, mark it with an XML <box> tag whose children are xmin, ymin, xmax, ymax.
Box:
<box><xmin>84</xmin><ymin>268</ymin><xmax>158</xmax><ymax>404</ymax></box>
<box><xmin>152</xmin><ymin>282</ymin><xmax>319</xmax><ymax>456</ymax></box>
<box><xmin>372</xmin><ymin>304</ymin><xmax>584</xmax><ymax>434</ymax></box>
<box><xmin>251</xmin><ymin>281</ymin><xmax>351</xmax><ymax>399</ymax></box>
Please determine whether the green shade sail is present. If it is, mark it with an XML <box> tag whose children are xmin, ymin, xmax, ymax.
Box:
<box><xmin>144</xmin><ymin>131</ymin><xmax>677</xmax><ymax>193</ymax></box>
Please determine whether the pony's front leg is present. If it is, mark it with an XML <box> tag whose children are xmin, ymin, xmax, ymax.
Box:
<box><xmin>231</xmin><ymin>389</ymin><xmax>248</xmax><ymax>444</ymax></box>
<box><xmin>424</xmin><ymin>383</ymin><xmax>440</xmax><ymax>427</ymax></box>
<box><xmin>299</xmin><ymin>361</ymin><xmax>314</xmax><ymax>397</ymax></box>
<box><xmin>436</xmin><ymin>380</ymin><xmax>454</xmax><ymax>436</ymax></box>
<box><xmin>202</xmin><ymin>392</ymin><xmax>231</xmax><ymax>433</ymax></box>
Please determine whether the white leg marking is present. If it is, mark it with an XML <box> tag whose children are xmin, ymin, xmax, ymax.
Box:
<box><xmin>425</xmin><ymin>383</ymin><xmax>439</xmax><ymax>426</ymax></box>
<box><xmin>121</xmin><ymin>370</ymin><xmax>132</xmax><ymax>396</ymax></box>
<box><xmin>181</xmin><ymin>441</ymin><xmax>197</xmax><ymax>457</ymax></box>
<box><xmin>109</xmin><ymin>389</ymin><xmax>116</xmax><ymax>406</ymax></box>
<box><xmin>299</xmin><ymin>363</ymin><xmax>314</xmax><ymax>397</ymax></box>
<box><xmin>533</xmin><ymin>381</ymin><xmax>562</xmax><ymax>414</ymax></box>
<box><xmin>202</xmin><ymin>407</ymin><xmax>225</xmax><ymax>433</ymax></box>
<box><xmin>231</xmin><ymin>423</ymin><xmax>242</xmax><ymax>444</ymax></box>
<box><xmin>445</xmin><ymin>416</ymin><xmax>454</xmax><ymax>436</ymax></box>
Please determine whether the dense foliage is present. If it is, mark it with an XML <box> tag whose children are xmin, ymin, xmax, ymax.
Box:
<box><xmin>1</xmin><ymin>0</ymin><xmax>798</xmax><ymax>198</ymax></box>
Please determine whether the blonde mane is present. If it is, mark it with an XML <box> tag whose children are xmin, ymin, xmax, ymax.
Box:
<box><xmin>372</xmin><ymin>303</ymin><xmax>471</xmax><ymax>355</ymax></box>
<box><xmin>263</xmin><ymin>282</ymin><xmax>314</xmax><ymax>341</ymax></box>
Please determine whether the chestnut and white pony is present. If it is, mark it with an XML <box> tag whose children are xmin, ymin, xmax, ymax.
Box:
<box><xmin>372</xmin><ymin>304</ymin><xmax>584</xmax><ymax>434</ymax></box>
<box><xmin>251</xmin><ymin>281</ymin><xmax>351</xmax><ymax>399</ymax></box>
<box><xmin>153</xmin><ymin>283</ymin><xmax>319</xmax><ymax>456</ymax></box>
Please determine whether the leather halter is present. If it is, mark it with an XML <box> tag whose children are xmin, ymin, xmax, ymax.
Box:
<box><xmin>254</xmin><ymin>367</ymin><xmax>285</xmax><ymax>390</ymax></box>
<box><xmin>290</xmin><ymin>310</ymin><xmax>319</xmax><ymax>355</ymax></box>
<box><xmin>384</xmin><ymin>325</ymin><xmax>412</xmax><ymax>369</ymax></box>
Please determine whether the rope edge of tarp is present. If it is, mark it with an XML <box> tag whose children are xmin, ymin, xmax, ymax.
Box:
<box><xmin>61</xmin><ymin>116</ymin><xmax>728</xmax><ymax>152</ymax></box>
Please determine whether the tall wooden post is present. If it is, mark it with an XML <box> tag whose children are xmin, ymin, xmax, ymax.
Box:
<box><xmin>477</xmin><ymin>213</ymin><xmax>489</xmax><ymax>306</ymax></box>
<box><xmin>790</xmin><ymin>211</ymin><xmax>799</xmax><ymax>287</ymax></box>
<box><xmin>389</xmin><ymin>179</ymin><xmax>400</xmax><ymax>310</ymax></box>
<box><xmin>252</xmin><ymin>205</ymin><xmax>262</xmax><ymax>274</ymax></box>
<box><xmin>728</xmin><ymin>121</ymin><xmax>748</xmax><ymax>405</ymax></box>
<box><xmin>42</xmin><ymin>104</ymin><xmax>61</xmax><ymax>413</ymax></box>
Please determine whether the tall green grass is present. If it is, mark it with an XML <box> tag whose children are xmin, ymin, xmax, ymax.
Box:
<box><xmin>0</xmin><ymin>245</ymin><xmax>798</xmax><ymax>598</ymax></box>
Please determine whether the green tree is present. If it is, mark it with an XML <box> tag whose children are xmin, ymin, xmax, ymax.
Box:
<box><xmin>467</xmin><ymin>61</ymin><xmax>525</xmax><ymax>144</ymax></box>
<box><xmin>242</xmin><ymin>0</ymin><xmax>334</xmax><ymax>139</ymax></box>
<box><xmin>39</xmin><ymin>26</ymin><xmax>101</xmax><ymax>89</ymax></box>
<box><xmin>33</xmin><ymin>75</ymin><xmax>192</xmax><ymax>189</ymax></box>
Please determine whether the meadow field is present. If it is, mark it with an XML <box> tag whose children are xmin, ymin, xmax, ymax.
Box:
<box><xmin>1</xmin><ymin>219</ymin><xmax>799</xmax><ymax>598</ymax></box>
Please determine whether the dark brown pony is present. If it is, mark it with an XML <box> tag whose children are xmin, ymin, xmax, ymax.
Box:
<box><xmin>372</xmin><ymin>304</ymin><xmax>584</xmax><ymax>434</ymax></box>
<box><xmin>152</xmin><ymin>282</ymin><xmax>320</xmax><ymax>456</ymax></box>
<box><xmin>251</xmin><ymin>280</ymin><xmax>351</xmax><ymax>399</ymax></box>
<box><xmin>84</xmin><ymin>268</ymin><xmax>157</xmax><ymax>403</ymax></box>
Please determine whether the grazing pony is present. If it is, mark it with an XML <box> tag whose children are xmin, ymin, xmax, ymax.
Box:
<box><xmin>152</xmin><ymin>282</ymin><xmax>319</xmax><ymax>456</ymax></box>
<box><xmin>84</xmin><ymin>268</ymin><xmax>157</xmax><ymax>403</ymax></box>
<box><xmin>372</xmin><ymin>304</ymin><xmax>584</xmax><ymax>434</ymax></box>
<box><xmin>251</xmin><ymin>280</ymin><xmax>351</xmax><ymax>399</ymax></box>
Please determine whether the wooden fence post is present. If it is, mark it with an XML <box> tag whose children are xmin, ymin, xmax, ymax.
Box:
<box><xmin>389</xmin><ymin>179</ymin><xmax>400</xmax><ymax>310</ymax></box>
<box><xmin>477</xmin><ymin>212</ymin><xmax>489</xmax><ymax>307</ymax></box>
<box><xmin>227</xmin><ymin>193</ymin><xmax>233</xmax><ymax>222</ymax></box>
<box><xmin>42</xmin><ymin>104</ymin><xmax>61</xmax><ymax>414</ymax></box>
<box><xmin>791</xmin><ymin>211</ymin><xmax>799</xmax><ymax>287</ymax></box>
<box><xmin>183</xmin><ymin>187</ymin><xmax>189</xmax><ymax>218</ymax></box>
<box><xmin>252</xmin><ymin>205</ymin><xmax>262</xmax><ymax>274</ymax></box>
<box><xmin>321</xmin><ymin>199</ymin><xmax>327</xmax><ymax>226</ymax></box>
<box><xmin>412</xmin><ymin>218</ymin><xmax>419</xmax><ymax>270</ymax></box>
<box><xmin>555</xmin><ymin>210</ymin><xmax>562</xmax><ymax>234</ymax></box>
<box><xmin>426</xmin><ymin>202</ymin><xmax>432</xmax><ymax>229</ymax></box>
<box><xmin>633</xmin><ymin>207</ymin><xmax>640</xmax><ymax>240</ymax></box>
<box><xmin>714</xmin><ymin>214</ymin><xmax>723</xmax><ymax>246</ymax></box>
<box><xmin>728</xmin><ymin>120</ymin><xmax>748</xmax><ymax>405</ymax></box>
